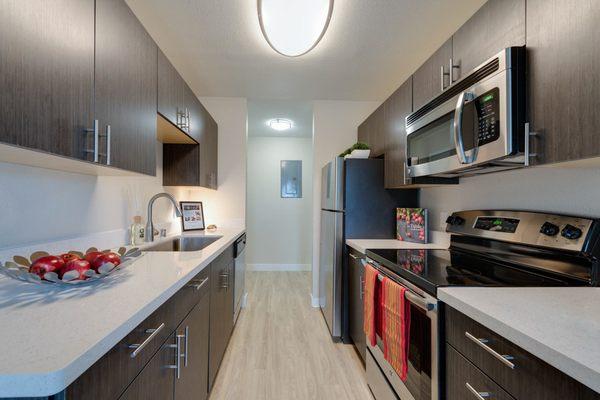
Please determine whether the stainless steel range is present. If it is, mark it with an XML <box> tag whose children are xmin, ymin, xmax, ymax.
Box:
<box><xmin>364</xmin><ymin>210</ymin><xmax>600</xmax><ymax>400</ymax></box>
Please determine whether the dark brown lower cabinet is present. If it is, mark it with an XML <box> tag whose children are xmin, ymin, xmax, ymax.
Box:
<box><xmin>174</xmin><ymin>294</ymin><xmax>210</xmax><ymax>400</ymax></box>
<box><xmin>445</xmin><ymin>305</ymin><xmax>600</xmax><ymax>400</ymax></box>
<box><xmin>118</xmin><ymin>334</ymin><xmax>176</xmax><ymax>400</ymax></box>
<box><xmin>347</xmin><ymin>247</ymin><xmax>366</xmax><ymax>362</ymax></box>
<box><xmin>209</xmin><ymin>248</ymin><xmax>235</xmax><ymax>389</ymax></box>
<box><xmin>446</xmin><ymin>344</ymin><xmax>515</xmax><ymax>400</ymax></box>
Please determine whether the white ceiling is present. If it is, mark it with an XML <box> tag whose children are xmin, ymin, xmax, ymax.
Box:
<box><xmin>247</xmin><ymin>100</ymin><xmax>313</xmax><ymax>138</ymax></box>
<box><xmin>126</xmin><ymin>0</ymin><xmax>486</xmax><ymax>102</ymax></box>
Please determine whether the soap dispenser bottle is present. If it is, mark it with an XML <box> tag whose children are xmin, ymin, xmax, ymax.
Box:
<box><xmin>130</xmin><ymin>216</ymin><xmax>145</xmax><ymax>245</ymax></box>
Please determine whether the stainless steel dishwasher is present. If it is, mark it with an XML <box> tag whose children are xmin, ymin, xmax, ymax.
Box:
<box><xmin>233</xmin><ymin>234</ymin><xmax>247</xmax><ymax>323</ymax></box>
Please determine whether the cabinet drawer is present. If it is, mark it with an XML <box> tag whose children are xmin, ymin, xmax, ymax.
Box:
<box><xmin>446</xmin><ymin>344</ymin><xmax>514</xmax><ymax>400</ymax></box>
<box><xmin>445</xmin><ymin>305</ymin><xmax>600</xmax><ymax>400</ymax></box>
<box><xmin>67</xmin><ymin>267</ymin><xmax>209</xmax><ymax>399</ymax></box>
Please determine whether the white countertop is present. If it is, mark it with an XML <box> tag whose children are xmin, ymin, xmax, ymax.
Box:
<box><xmin>346</xmin><ymin>231</ymin><xmax>449</xmax><ymax>253</ymax></box>
<box><xmin>439</xmin><ymin>287</ymin><xmax>600</xmax><ymax>394</ymax></box>
<box><xmin>0</xmin><ymin>227</ymin><xmax>245</xmax><ymax>398</ymax></box>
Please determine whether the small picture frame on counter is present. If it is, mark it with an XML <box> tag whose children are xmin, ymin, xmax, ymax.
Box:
<box><xmin>397</xmin><ymin>208</ymin><xmax>428</xmax><ymax>243</ymax></box>
<box><xmin>180</xmin><ymin>201</ymin><xmax>205</xmax><ymax>231</ymax></box>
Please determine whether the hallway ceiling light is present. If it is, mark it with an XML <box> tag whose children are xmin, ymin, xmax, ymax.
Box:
<box><xmin>257</xmin><ymin>0</ymin><xmax>334</xmax><ymax>57</ymax></box>
<box><xmin>268</xmin><ymin>118</ymin><xmax>293</xmax><ymax>131</ymax></box>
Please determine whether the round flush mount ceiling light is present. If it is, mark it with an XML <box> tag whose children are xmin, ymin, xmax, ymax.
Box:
<box><xmin>268</xmin><ymin>118</ymin><xmax>293</xmax><ymax>131</ymax></box>
<box><xmin>258</xmin><ymin>0</ymin><xmax>334</xmax><ymax>57</ymax></box>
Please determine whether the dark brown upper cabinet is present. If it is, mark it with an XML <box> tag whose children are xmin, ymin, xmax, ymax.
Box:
<box><xmin>383</xmin><ymin>78</ymin><xmax>413</xmax><ymax>188</ymax></box>
<box><xmin>527</xmin><ymin>0</ymin><xmax>600</xmax><ymax>165</ymax></box>
<box><xmin>0</xmin><ymin>0</ymin><xmax>94</xmax><ymax>161</ymax></box>
<box><xmin>358</xmin><ymin>103</ymin><xmax>385</xmax><ymax>158</ymax></box>
<box><xmin>158</xmin><ymin>50</ymin><xmax>187</xmax><ymax>130</ymax></box>
<box><xmin>452</xmin><ymin>0</ymin><xmax>525</xmax><ymax>79</ymax></box>
<box><xmin>95</xmin><ymin>0</ymin><xmax>157</xmax><ymax>176</ymax></box>
<box><xmin>412</xmin><ymin>39</ymin><xmax>453</xmax><ymax>111</ymax></box>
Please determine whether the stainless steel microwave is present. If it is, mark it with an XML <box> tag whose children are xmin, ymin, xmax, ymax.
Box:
<box><xmin>405</xmin><ymin>47</ymin><xmax>527</xmax><ymax>178</ymax></box>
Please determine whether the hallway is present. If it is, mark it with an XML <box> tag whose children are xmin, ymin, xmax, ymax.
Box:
<box><xmin>209</xmin><ymin>272</ymin><xmax>373</xmax><ymax>400</ymax></box>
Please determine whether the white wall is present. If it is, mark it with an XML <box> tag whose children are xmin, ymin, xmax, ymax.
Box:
<box><xmin>0</xmin><ymin>97</ymin><xmax>247</xmax><ymax>251</ymax></box>
<box><xmin>311</xmin><ymin>100</ymin><xmax>380</xmax><ymax>302</ymax></box>
<box><xmin>246</xmin><ymin>136</ymin><xmax>313</xmax><ymax>270</ymax></box>
<box><xmin>421</xmin><ymin>165</ymin><xmax>600</xmax><ymax>231</ymax></box>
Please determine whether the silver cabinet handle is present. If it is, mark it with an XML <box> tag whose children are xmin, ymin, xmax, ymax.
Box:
<box><xmin>105</xmin><ymin>124</ymin><xmax>111</xmax><ymax>165</ymax></box>
<box><xmin>165</xmin><ymin>334</ymin><xmax>183</xmax><ymax>379</ymax></box>
<box><xmin>465</xmin><ymin>331</ymin><xmax>515</xmax><ymax>369</ymax></box>
<box><xmin>182</xmin><ymin>326</ymin><xmax>189</xmax><ymax>367</ymax></box>
<box><xmin>359</xmin><ymin>276</ymin><xmax>364</xmax><ymax>300</ymax></box>
<box><xmin>453</xmin><ymin>91</ymin><xmax>477</xmax><ymax>164</ymax></box>
<box><xmin>187</xmin><ymin>277</ymin><xmax>208</xmax><ymax>291</ymax></box>
<box><xmin>349</xmin><ymin>253</ymin><xmax>360</xmax><ymax>260</ymax></box>
<box><xmin>465</xmin><ymin>382</ymin><xmax>490</xmax><ymax>400</ymax></box>
<box><xmin>84</xmin><ymin>119</ymin><xmax>99</xmax><ymax>163</ymax></box>
<box><xmin>440</xmin><ymin>65</ymin><xmax>449</xmax><ymax>91</ymax></box>
<box><xmin>128</xmin><ymin>322</ymin><xmax>165</xmax><ymax>358</ymax></box>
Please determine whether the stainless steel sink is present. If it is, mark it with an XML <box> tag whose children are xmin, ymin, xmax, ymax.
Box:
<box><xmin>144</xmin><ymin>236</ymin><xmax>222</xmax><ymax>252</ymax></box>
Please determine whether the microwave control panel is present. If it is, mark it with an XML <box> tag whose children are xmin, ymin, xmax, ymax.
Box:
<box><xmin>474</xmin><ymin>88</ymin><xmax>500</xmax><ymax>146</ymax></box>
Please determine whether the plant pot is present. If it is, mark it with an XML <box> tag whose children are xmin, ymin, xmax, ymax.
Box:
<box><xmin>346</xmin><ymin>149</ymin><xmax>370</xmax><ymax>159</ymax></box>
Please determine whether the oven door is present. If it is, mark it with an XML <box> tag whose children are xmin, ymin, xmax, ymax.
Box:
<box><xmin>406</xmin><ymin>67</ymin><xmax>514</xmax><ymax>178</ymax></box>
<box><xmin>365</xmin><ymin>263</ymin><xmax>439</xmax><ymax>400</ymax></box>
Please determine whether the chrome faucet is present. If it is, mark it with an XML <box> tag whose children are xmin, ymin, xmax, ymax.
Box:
<box><xmin>145</xmin><ymin>193</ymin><xmax>182</xmax><ymax>242</ymax></box>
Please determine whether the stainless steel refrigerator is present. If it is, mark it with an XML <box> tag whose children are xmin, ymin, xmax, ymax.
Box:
<box><xmin>319</xmin><ymin>157</ymin><xmax>418</xmax><ymax>340</ymax></box>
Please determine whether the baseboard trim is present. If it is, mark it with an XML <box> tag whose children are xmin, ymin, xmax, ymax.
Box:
<box><xmin>310</xmin><ymin>293</ymin><xmax>320</xmax><ymax>308</ymax></box>
<box><xmin>247</xmin><ymin>263</ymin><xmax>311</xmax><ymax>271</ymax></box>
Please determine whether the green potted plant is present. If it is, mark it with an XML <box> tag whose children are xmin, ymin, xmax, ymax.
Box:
<box><xmin>340</xmin><ymin>142</ymin><xmax>370</xmax><ymax>159</ymax></box>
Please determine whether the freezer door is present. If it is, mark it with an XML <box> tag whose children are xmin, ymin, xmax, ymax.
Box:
<box><xmin>321</xmin><ymin>157</ymin><xmax>344</xmax><ymax>211</ymax></box>
<box><xmin>319</xmin><ymin>209</ymin><xmax>343</xmax><ymax>338</ymax></box>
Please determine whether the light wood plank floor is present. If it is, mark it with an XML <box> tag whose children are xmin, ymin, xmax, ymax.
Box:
<box><xmin>209</xmin><ymin>271</ymin><xmax>374</xmax><ymax>400</ymax></box>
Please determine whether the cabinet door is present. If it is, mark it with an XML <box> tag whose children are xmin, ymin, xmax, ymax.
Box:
<box><xmin>158</xmin><ymin>49</ymin><xmax>186</xmax><ymax>128</ymax></box>
<box><xmin>201</xmin><ymin>112</ymin><xmax>218</xmax><ymax>189</ymax></box>
<box><xmin>347</xmin><ymin>248</ymin><xmax>366</xmax><ymax>362</ymax></box>
<box><xmin>209</xmin><ymin>249</ymin><xmax>234</xmax><ymax>389</ymax></box>
<box><xmin>412</xmin><ymin>39</ymin><xmax>452</xmax><ymax>111</ymax></box>
<box><xmin>95</xmin><ymin>0</ymin><xmax>157</xmax><ymax>175</ymax></box>
<box><xmin>0</xmin><ymin>0</ymin><xmax>94</xmax><ymax>160</ymax></box>
<box><xmin>357</xmin><ymin>105</ymin><xmax>385</xmax><ymax>157</ymax></box>
<box><xmin>175</xmin><ymin>293</ymin><xmax>210</xmax><ymax>400</ymax></box>
<box><xmin>528</xmin><ymin>0</ymin><xmax>600</xmax><ymax>165</ymax></box>
<box><xmin>383</xmin><ymin>78</ymin><xmax>412</xmax><ymax>188</ymax></box>
<box><xmin>185</xmin><ymin>87</ymin><xmax>219</xmax><ymax>189</ymax></box>
<box><xmin>119</xmin><ymin>335</ymin><xmax>176</xmax><ymax>400</ymax></box>
<box><xmin>452</xmin><ymin>0</ymin><xmax>525</xmax><ymax>78</ymax></box>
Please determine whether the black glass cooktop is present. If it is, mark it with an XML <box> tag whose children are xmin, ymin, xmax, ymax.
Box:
<box><xmin>365</xmin><ymin>247</ymin><xmax>590</xmax><ymax>296</ymax></box>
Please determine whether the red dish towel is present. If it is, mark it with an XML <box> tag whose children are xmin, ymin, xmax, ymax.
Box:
<box><xmin>363</xmin><ymin>263</ymin><xmax>379</xmax><ymax>347</ymax></box>
<box><xmin>381</xmin><ymin>276</ymin><xmax>411</xmax><ymax>381</ymax></box>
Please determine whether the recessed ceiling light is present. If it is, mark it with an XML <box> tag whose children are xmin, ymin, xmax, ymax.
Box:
<box><xmin>268</xmin><ymin>118</ymin><xmax>293</xmax><ymax>131</ymax></box>
<box><xmin>257</xmin><ymin>0</ymin><xmax>334</xmax><ymax>57</ymax></box>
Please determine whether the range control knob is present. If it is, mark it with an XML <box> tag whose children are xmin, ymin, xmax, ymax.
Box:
<box><xmin>561</xmin><ymin>224</ymin><xmax>583</xmax><ymax>240</ymax></box>
<box><xmin>540</xmin><ymin>222</ymin><xmax>560</xmax><ymax>237</ymax></box>
<box><xmin>446</xmin><ymin>215</ymin><xmax>465</xmax><ymax>226</ymax></box>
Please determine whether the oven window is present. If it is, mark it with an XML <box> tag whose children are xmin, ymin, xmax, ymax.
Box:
<box><xmin>406</xmin><ymin>111</ymin><xmax>456</xmax><ymax>166</ymax></box>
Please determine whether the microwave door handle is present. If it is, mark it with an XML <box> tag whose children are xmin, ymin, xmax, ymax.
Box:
<box><xmin>453</xmin><ymin>91</ymin><xmax>477</xmax><ymax>164</ymax></box>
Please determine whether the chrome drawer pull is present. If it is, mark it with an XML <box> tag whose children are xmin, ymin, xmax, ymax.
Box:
<box><xmin>465</xmin><ymin>331</ymin><xmax>515</xmax><ymax>369</ymax></box>
<box><xmin>165</xmin><ymin>334</ymin><xmax>182</xmax><ymax>379</ymax></box>
<box><xmin>188</xmin><ymin>277</ymin><xmax>209</xmax><ymax>291</ymax></box>
<box><xmin>128</xmin><ymin>322</ymin><xmax>165</xmax><ymax>358</ymax></box>
<box><xmin>465</xmin><ymin>382</ymin><xmax>490</xmax><ymax>400</ymax></box>
<box><xmin>349</xmin><ymin>253</ymin><xmax>363</xmax><ymax>260</ymax></box>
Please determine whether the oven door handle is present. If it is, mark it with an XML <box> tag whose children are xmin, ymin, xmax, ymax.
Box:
<box><xmin>453</xmin><ymin>91</ymin><xmax>478</xmax><ymax>164</ymax></box>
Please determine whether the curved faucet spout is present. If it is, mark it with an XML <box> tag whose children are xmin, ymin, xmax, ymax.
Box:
<box><xmin>145</xmin><ymin>193</ymin><xmax>182</xmax><ymax>242</ymax></box>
